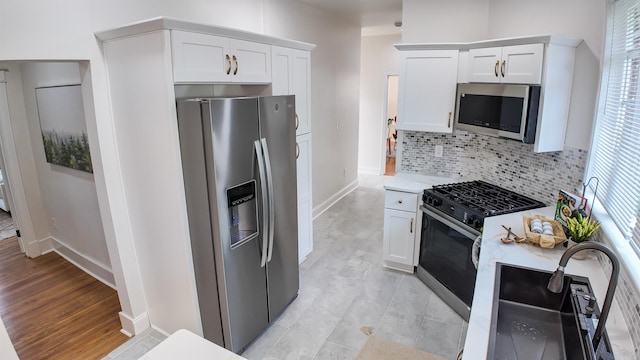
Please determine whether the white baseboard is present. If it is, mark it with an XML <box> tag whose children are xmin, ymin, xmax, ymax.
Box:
<box><xmin>48</xmin><ymin>236</ymin><xmax>115</xmax><ymax>289</ymax></box>
<box><xmin>37</xmin><ymin>236</ymin><xmax>54</xmax><ymax>254</ymax></box>
<box><xmin>119</xmin><ymin>311</ymin><xmax>151</xmax><ymax>337</ymax></box>
<box><xmin>312</xmin><ymin>179</ymin><xmax>359</xmax><ymax>219</ymax></box>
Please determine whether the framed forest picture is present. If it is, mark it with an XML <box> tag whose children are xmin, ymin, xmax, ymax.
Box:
<box><xmin>35</xmin><ymin>84</ymin><xmax>93</xmax><ymax>173</ymax></box>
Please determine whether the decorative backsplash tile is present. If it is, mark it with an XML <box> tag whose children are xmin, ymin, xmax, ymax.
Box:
<box><xmin>400</xmin><ymin>129</ymin><xmax>640</xmax><ymax>355</ymax></box>
<box><xmin>400</xmin><ymin>130</ymin><xmax>588</xmax><ymax>204</ymax></box>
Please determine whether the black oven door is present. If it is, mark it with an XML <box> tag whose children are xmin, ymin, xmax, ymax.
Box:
<box><xmin>418</xmin><ymin>206</ymin><xmax>480</xmax><ymax>319</ymax></box>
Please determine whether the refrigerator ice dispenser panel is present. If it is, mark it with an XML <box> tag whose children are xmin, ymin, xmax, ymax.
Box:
<box><xmin>227</xmin><ymin>180</ymin><xmax>258</xmax><ymax>248</ymax></box>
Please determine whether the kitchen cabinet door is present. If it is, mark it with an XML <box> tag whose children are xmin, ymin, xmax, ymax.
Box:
<box><xmin>172</xmin><ymin>31</ymin><xmax>230</xmax><ymax>83</ymax></box>
<box><xmin>271</xmin><ymin>47</ymin><xmax>311</xmax><ymax>135</ymax></box>
<box><xmin>271</xmin><ymin>46</ymin><xmax>292</xmax><ymax>96</ymax></box>
<box><xmin>172</xmin><ymin>30</ymin><xmax>271</xmax><ymax>84</ymax></box>
<box><xmin>291</xmin><ymin>50</ymin><xmax>311</xmax><ymax>135</ymax></box>
<box><xmin>397</xmin><ymin>50</ymin><xmax>458</xmax><ymax>133</ymax></box>
<box><xmin>296</xmin><ymin>133</ymin><xmax>313</xmax><ymax>263</ymax></box>
<box><xmin>501</xmin><ymin>44</ymin><xmax>543</xmax><ymax>84</ymax></box>
<box><xmin>468</xmin><ymin>47</ymin><xmax>502</xmax><ymax>83</ymax></box>
<box><xmin>383</xmin><ymin>208</ymin><xmax>416</xmax><ymax>271</ymax></box>
<box><xmin>469</xmin><ymin>44</ymin><xmax>543</xmax><ymax>84</ymax></box>
<box><xmin>229</xmin><ymin>39</ymin><xmax>271</xmax><ymax>84</ymax></box>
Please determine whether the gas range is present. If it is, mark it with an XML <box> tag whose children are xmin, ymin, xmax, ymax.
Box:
<box><xmin>422</xmin><ymin>180</ymin><xmax>546</xmax><ymax>231</ymax></box>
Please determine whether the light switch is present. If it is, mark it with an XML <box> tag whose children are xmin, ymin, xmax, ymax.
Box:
<box><xmin>435</xmin><ymin>145</ymin><xmax>443</xmax><ymax>157</ymax></box>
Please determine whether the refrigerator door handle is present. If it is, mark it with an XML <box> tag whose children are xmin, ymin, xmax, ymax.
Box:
<box><xmin>254</xmin><ymin>140</ymin><xmax>269</xmax><ymax>268</ymax></box>
<box><xmin>261</xmin><ymin>138</ymin><xmax>276</xmax><ymax>263</ymax></box>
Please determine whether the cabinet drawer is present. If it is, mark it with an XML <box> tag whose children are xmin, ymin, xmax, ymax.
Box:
<box><xmin>385</xmin><ymin>191</ymin><xmax>418</xmax><ymax>212</ymax></box>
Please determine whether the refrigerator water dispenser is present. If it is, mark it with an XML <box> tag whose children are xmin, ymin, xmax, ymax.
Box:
<box><xmin>227</xmin><ymin>180</ymin><xmax>258</xmax><ymax>247</ymax></box>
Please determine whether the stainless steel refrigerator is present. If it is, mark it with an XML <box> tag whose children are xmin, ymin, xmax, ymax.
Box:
<box><xmin>177</xmin><ymin>96</ymin><xmax>299</xmax><ymax>354</ymax></box>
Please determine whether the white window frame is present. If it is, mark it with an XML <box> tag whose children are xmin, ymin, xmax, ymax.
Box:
<box><xmin>587</xmin><ymin>0</ymin><xmax>640</xmax><ymax>288</ymax></box>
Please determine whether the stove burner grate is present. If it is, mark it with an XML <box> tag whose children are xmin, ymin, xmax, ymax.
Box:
<box><xmin>427</xmin><ymin>180</ymin><xmax>546</xmax><ymax>219</ymax></box>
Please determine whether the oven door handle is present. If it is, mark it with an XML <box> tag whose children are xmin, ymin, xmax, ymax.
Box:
<box><xmin>420</xmin><ymin>205</ymin><xmax>481</xmax><ymax>239</ymax></box>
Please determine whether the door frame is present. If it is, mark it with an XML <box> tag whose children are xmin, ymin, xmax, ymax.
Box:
<box><xmin>0</xmin><ymin>68</ymin><xmax>37</xmax><ymax>255</ymax></box>
<box><xmin>380</xmin><ymin>74</ymin><xmax>399</xmax><ymax>175</ymax></box>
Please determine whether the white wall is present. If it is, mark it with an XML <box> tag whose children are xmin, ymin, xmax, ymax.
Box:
<box><xmin>401</xmin><ymin>0</ymin><xmax>490</xmax><ymax>43</ymax></box>
<box><xmin>0</xmin><ymin>64</ymin><xmax>49</xmax><ymax>244</ymax></box>
<box><xmin>0</xmin><ymin>0</ymin><xmax>362</xmax><ymax>336</ymax></box>
<box><xmin>265</xmin><ymin>0</ymin><xmax>362</xmax><ymax>208</ymax></box>
<box><xmin>19</xmin><ymin>62</ymin><xmax>111</xmax><ymax>274</ymax></box>
<box><xmin>358</xmin><ymin>34</ymin><xmax>401</xmax><ymax>174</ymax></box>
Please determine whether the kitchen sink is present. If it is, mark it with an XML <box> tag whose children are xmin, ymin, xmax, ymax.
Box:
<box><xmin>486</xmin><ymin>263</ymin><xmax>613</xmax><ymax>360</ymax></box>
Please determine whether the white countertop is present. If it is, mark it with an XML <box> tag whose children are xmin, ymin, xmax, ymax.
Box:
<box><xmin>463</xmin><ymin>206</ymin><xmax>635</xmax><ymax>359</ymax></box>
<box><xmin>139</xmin><ymin>329</ymin><xmax>246</xmax><ymax>359</ymax></box>
<box><xmin>0</xmin><ymin>316</ymin><xmax>18</xmax><ymax>360</ymax></box>
<box><xmin>383</xmin><ymin>172</ymin><xmax>465</xmax><ymax>193</ymax></box>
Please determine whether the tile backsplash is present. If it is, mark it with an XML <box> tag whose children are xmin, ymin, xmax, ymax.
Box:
<box><xmin>400</xmin><ymin>130</ymin><xmax>588</xmax><ymax>204</ymax></box>
<box><xmin>400</xmin><ymin>129</ymin><xmax>640</xmax><ymax>355</ymax></box>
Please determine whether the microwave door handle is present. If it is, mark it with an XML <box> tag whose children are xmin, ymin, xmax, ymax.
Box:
<box><xmin>260</xmin><ymin>138</ymin><xmax>275</xmax><ymax>263</ymax></box>
<box><xmin>254</xmin><ymin>140</ymin><xmax>269</xmax><ymax>268</ymax></box>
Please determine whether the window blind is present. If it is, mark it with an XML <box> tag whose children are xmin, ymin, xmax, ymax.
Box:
<box><xmin>589</xmin><ymin>0</ymin><xmax>640</xmax><ymax>255</ymax></box>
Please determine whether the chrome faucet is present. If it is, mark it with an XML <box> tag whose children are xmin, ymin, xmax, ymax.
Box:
<box><xmin>547</xmin><ymin>241</ymin><xmax>620</xmax><ymax>350</ymax></box>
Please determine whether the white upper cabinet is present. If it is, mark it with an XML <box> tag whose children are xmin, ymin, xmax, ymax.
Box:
<box><xmin>271</xmin><ymin>45</ymin><xmax>313</xmax><ymax>262</ymax></box>
<box><xmin>395</xmin><ymin>36</ymin><xmax>580</xmax><ymax>152</ymax></box>
<box><xmin>397</xmin><ymin>50</ymin><xmax>459</xmax><ymax>133</ymax></box>
<box><xmin>171</xmin><ymin>30</ymin><xmax>271</xmax><ymax>84</ymax></box>
<box><xmin>469</xmin><ymin>44</ymin><xmax>543</xmax><ymax>84</ymax></box>
<box><xmin>271</xmin><ymin>46</ymin><xmax>311</xmax><ymax>135</ymax></box>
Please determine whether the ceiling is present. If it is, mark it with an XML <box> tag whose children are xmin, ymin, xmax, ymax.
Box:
<box><xmin>293</xmin><ymin>0</ymin><xmax>403</xmax><ymax>35</ymax></box>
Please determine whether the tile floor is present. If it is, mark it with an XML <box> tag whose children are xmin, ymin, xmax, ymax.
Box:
<box><xmin>103</xmin><ymin>174</ymin><xmax>467</xmax><ymax>360</ymax></box>
<box><xmin>102</xmin><ymin>328</ymin><xmax>166</xmax><ymax>360</ymax></box>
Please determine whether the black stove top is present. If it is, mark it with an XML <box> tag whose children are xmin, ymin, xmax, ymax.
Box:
<box><xmin>422</xmin><ymin>180</ymin><xmax>546</xmax><ymax>231</ymax></box>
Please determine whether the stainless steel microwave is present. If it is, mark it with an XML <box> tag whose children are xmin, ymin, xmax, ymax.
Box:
<box><xmin>454</xmin><ymin>83</ymin><xmax>541</xmax><ymax>143</ymax></box>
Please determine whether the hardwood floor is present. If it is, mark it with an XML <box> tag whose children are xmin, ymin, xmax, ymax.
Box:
<box><xmin>0</xmin><ymin>237</ymin><xmax>128</xmax><ymax>359</ymax></box>
<box><xmin>384</xmin><ymin>155</ymin><xmax>396</xmax><ymax>176</ymax></box>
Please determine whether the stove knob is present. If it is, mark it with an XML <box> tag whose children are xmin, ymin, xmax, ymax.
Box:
<box><xmin>472</xmin><ymin>218</ymin><xmax>482</xmax><ymax>229</ymax></box>
<box><xmin>432</xmin><ymin>198</ymin><xmax>442</xmax><ymax>206</ymax></box>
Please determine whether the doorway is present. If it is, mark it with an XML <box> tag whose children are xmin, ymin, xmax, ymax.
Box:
<box><xmin>384</xmin><ymin>75</ymin><xmax>398</xmax><ymax>176</ymax></box>
<box><xmin>0</xmin><ymin>63</ymin><xmax>126</xmax><ymax>350</ymax></box>
<box><xmin>0</xmin><ymin>71</ymin><xmax>18</xmax><ymax>242</ymax></box>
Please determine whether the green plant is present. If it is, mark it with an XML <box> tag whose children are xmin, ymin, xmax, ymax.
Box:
<box><xmin>566</xmin><ymin>213</ymin><xmax>600</xmax><ymax>242</ymax></box>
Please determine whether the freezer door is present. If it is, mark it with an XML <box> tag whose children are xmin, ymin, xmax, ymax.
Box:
<box><xmin>190</xmin><ymin>98</ymin><xmax>271</xmax><ymax>353</ymax></box>
<box><xmin>258</xmin><ymin>96</ymin><xmax>300</xmax><ymax>320</ymax></box>
<box><xmin>177</xmin><ymin>99</ymin><xmax>225</xmax><ymax>346</ymax></box>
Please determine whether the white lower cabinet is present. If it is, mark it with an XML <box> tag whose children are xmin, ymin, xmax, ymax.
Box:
<box><xmin>382</xmin><ymin>190</ymin><xmax>420</xmax><ymax>273</ymax></box>
<box><xmin>296</xmin><ymin>133</ymin><xmax>313</xmax><ymax>263</ymax></box>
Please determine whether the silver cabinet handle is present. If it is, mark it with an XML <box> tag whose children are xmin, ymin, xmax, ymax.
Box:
<box><xmin>494</xmin><ymin>60</ymin><xmax>499</xmax><ymax>77</ymax></box>
<box><xmin>261</xmin><ymin>138</ymin><xmax>275</xmax><ymax>263</ymax></box>
<box><xmin>501</xmin><ymin>60</ymin><xmax>506</xmax><ymax>77</ymax></box>
<box><xmin>410</xmin><ymin>218</ymin><xmax>414</xmax><ymax>234</ymax></box>
<box><xmin>254</xmin><ymin>140</ymin><xmax>269</xmax><ymax>268</ymax></box>
<box><xmin>226</xmin><ymin>54</ymin><xmax>232</xmax><ymax>75</ymax></box>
